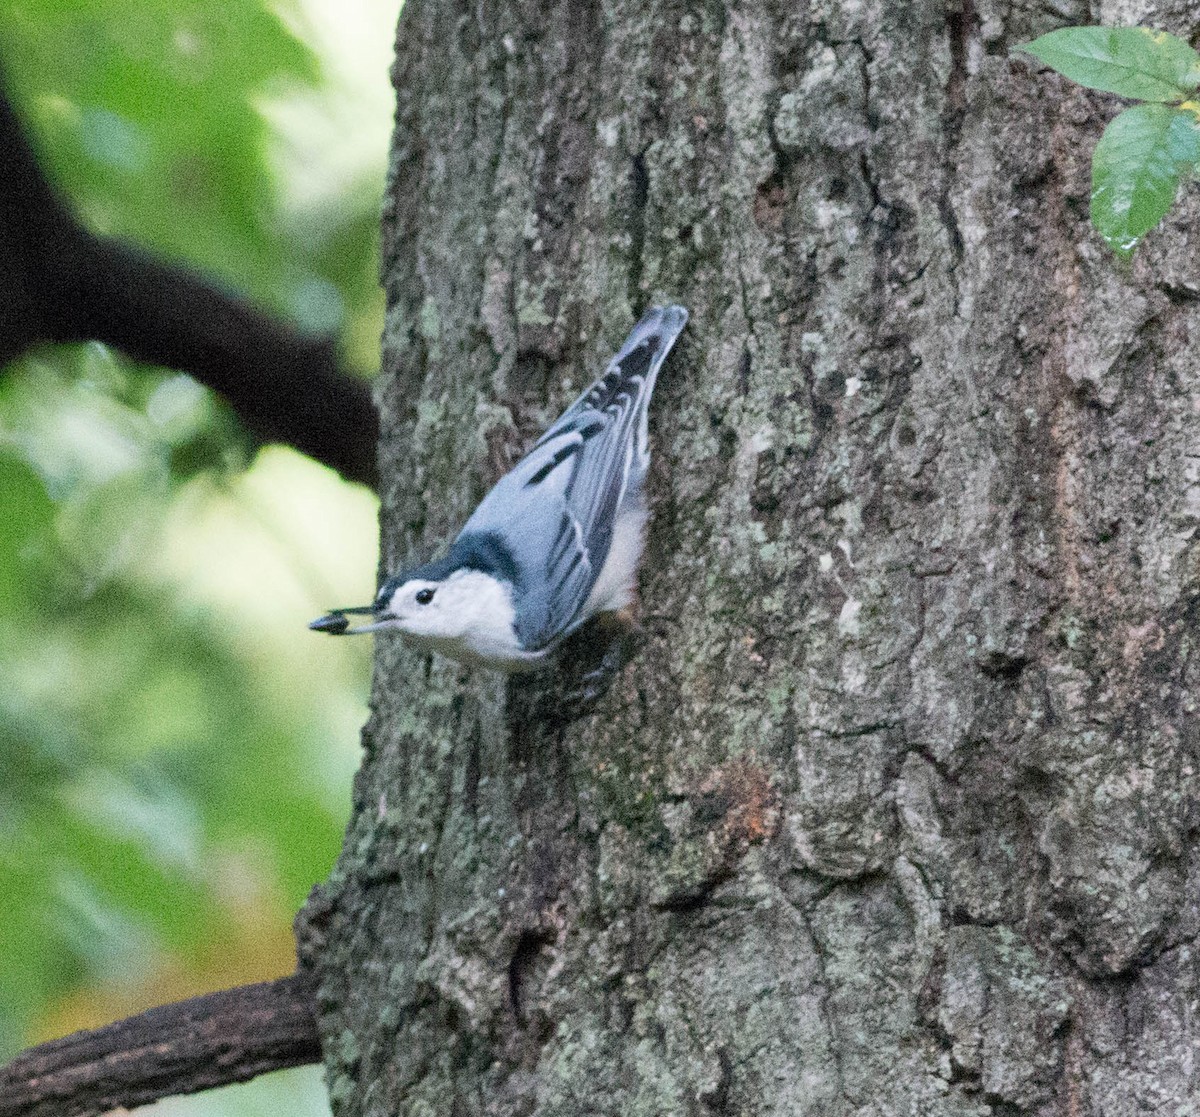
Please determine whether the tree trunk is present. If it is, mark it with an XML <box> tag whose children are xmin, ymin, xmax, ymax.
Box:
<box><xmin>300</xmin><ymin>0</ymin><xmax>1200</xmax><ymax>1112</ymax></box>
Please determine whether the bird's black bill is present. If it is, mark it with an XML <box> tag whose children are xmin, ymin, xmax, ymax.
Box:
<box><xmin>309</xmin><ymin>612</ymin><xmax>351</xmax><ymax>635</ymax></box>
<box><xmin>309</xmin><ymin>604</ymin><xmax>375</xmax><ymax>636</ymax></box>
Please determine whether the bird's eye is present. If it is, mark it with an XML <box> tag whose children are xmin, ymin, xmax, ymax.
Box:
<box><xmin>415</xmin><ymin>588</ymin><xmax>435</xmax><ymax>605</ymax></box>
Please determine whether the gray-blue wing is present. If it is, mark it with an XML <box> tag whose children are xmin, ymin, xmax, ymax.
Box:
<box><xmin>459</xmin><ymin>304</ymin><xmax>688</xmax><ymax>650</ymax></box>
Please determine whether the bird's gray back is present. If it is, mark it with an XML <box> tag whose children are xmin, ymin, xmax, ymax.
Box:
<box><xmin>460</xmin><ymin>305</ymin><xmax>687</xmax><ymax>650</ymax></box>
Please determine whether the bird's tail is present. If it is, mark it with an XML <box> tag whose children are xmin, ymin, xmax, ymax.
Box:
<box><xmin>539</xmin><ymin>304</ymin><xmax>689</xmax><ymax>451</ymax></box>
<box><xmin>614</xmin><ymin>305</ymin><xmax>688</xmax><ymax>472</ymax></box>
<box><xmin>611</xmin><ymin>304</ymin><xmax>689</xmax><ymax>376</ymax></box>
<box><xmin>598</xmin><ymin>304</ymin><xmax>688</xmax><ymax>410</ymax></box>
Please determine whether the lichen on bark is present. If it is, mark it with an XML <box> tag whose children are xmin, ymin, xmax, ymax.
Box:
<box><xmin>301</xmin><ymin>0</ymin><xmax>1200</xmax><ymax>1113</ymax></box>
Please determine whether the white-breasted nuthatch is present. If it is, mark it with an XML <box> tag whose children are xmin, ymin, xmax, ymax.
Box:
<box><xmin>310</xmin><ymin>304</ymin><xmax>688</xmax><ymax>672</ymax></box>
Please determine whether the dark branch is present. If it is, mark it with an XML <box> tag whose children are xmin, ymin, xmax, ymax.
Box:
<box><xmin>54</xmin><ymin>233</ymin><xmax>381</xmax><ymax>489</ymax></box>
<box><xmin>0</xmin><ymin>972</ymin><xmax>322</xmax><ymax>1117</ymax></box>
<box><xmin>0</xmin><ymin>80</ymin><xmax>379</xmax><ymax>489</ymax></box>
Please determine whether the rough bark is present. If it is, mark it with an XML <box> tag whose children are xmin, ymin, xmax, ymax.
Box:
<box><xmin>302</xmin><ymin>0</ymin><xmax>1200</xmax><ymax>1113</ymax></box>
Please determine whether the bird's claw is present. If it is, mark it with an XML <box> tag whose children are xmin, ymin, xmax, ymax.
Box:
<box><xmin>560</xmin><ymin>624</ymin><xmax>643</xmax><ymax>715</ymax></box>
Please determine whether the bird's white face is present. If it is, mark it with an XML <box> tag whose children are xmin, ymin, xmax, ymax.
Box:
<box><xmin>374</xmin><ymin>570</ymin><xmax>527</xmax><ymax>666</ymax></box>
<box><xmin>376</xmin><ymin>578</ymin><xmax>447</xmax><ymax>636</ymax></box>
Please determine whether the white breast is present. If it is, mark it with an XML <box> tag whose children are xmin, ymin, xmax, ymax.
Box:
<box><xmin>583</xmin><ymin>504</ymin><xmax>648</xmax><ymax>617</ymax></box>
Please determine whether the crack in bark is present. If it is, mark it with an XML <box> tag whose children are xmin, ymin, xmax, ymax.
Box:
<box><xmin>851</xmin><ymin>40</ymin><xmax>885</xmax><ymax>222</ymax></box>
<box><xmin>697</xmin><ymin>1044</ymin><xmax>734</xmax><ymax>1113</ymax></box>
<box><xmin>627</xmin><ymin>148</ymin><xmax>651</xmax><ymax>309</ymax></box>
<box><xmin>802</xmin><ymin>905</ymin><xmax>850</xmax><ymax>1106</ymax></box>
<box><xmin>507</xmin><ymin>927</ymin><xmax>555</xmax><ymax>1025</ymax></box>
<box><xmin>937</xmin><ymin>1</ymin><xmax>974</xmax><ymax>281</ymax></box>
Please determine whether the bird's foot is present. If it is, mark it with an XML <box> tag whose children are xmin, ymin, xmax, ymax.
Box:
<box><xmin>560</xmin><ymin>614</ymin><xmax>643</xmax><ymax>716</ymax></box>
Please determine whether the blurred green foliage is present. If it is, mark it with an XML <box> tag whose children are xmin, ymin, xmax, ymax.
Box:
<box><xmin>0</xmin><ymin>0</ymin><xmax>396</xmax><ymax>1111</ymax></box>
<box><xmin>2</xmin><ymin>0</ymin><xmax>386</xmax><ymax>367</ymax></box>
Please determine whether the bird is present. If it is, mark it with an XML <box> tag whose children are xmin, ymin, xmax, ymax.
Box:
<box><xmin>309</xmin><ymin>304</ymin><xmax>688</xmax><ymax>676</ymax></box>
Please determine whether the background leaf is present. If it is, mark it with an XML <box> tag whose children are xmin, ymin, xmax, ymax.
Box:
<box><xmin>0</xmin><ymin>1</ymin><xmax>399</xmax><ymax>1114</ymax></box>
<box><xmin>1018</xmin><ymin>26</ymin><xmax>1200</xmax><ymax>102</ymax></box>
<box><xmin>1091</xmin><ymin>102</ymin><xmax>1200</xmax><ymax>254</ymax></box>
<box><xmin>0</xmin><ymin>0</ymin><xmax>388</xmax><ymax>373</ymax></box>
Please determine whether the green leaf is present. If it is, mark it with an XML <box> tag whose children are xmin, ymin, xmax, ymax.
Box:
<box><xmin>1091</xmin><ymin>103</ymin><xmax>1200</xmax><ymax>255</ymax></box>
<box><xmin>1017</xmin><ymin>27</ymin><xmax>1200</xmax><ymax>102</ymax></box>
<box><xmin>0</xmin><ymin>0</ymin><xmax>325</xmax><ymax>331</ymax></box>
<box><xmin>0</xmin><ymin>2</ymin><xmax>383</xmax><ymax>1074</ymax></box>
<box><xmin>0</xmin><ymin>455</ymin><xmax>56</xmax><ymax>610</ymax></box>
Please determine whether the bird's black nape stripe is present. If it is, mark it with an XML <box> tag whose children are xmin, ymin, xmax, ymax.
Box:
<box><xmin>443</xmin><ymin>531</ymin><xmax>521</xmax><ymax>585</ymax></box>
<box><xmin>377</xmin><ymin>534</ymin><xmax>522</xmax><ymax>598</ymax></box>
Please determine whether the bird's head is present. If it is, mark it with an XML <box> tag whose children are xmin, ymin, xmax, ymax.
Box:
<box><xmin>309</xmin><ymin>560</ymin><xmax>519</xmax><ymax>655</ymax></box>
<box><xmin>366</xmin><ymin>571</ymin><xmax>460</xmax><ymax>638</ymax></box>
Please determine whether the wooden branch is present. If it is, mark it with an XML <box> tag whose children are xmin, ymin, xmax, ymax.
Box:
<box><xmin>53</xmin><ymin>232</ymin><xmax>381</xmax><ymax>489</ymax></box>
<box><xmin>0</xmin><ymin>972</ymin><xmax>322</xmax><ymax>1117</ymax></box>
<box><xmin>0</xmin><ymin>77</ymin><xmax>379</xmax><ymax>489</ymax></box>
